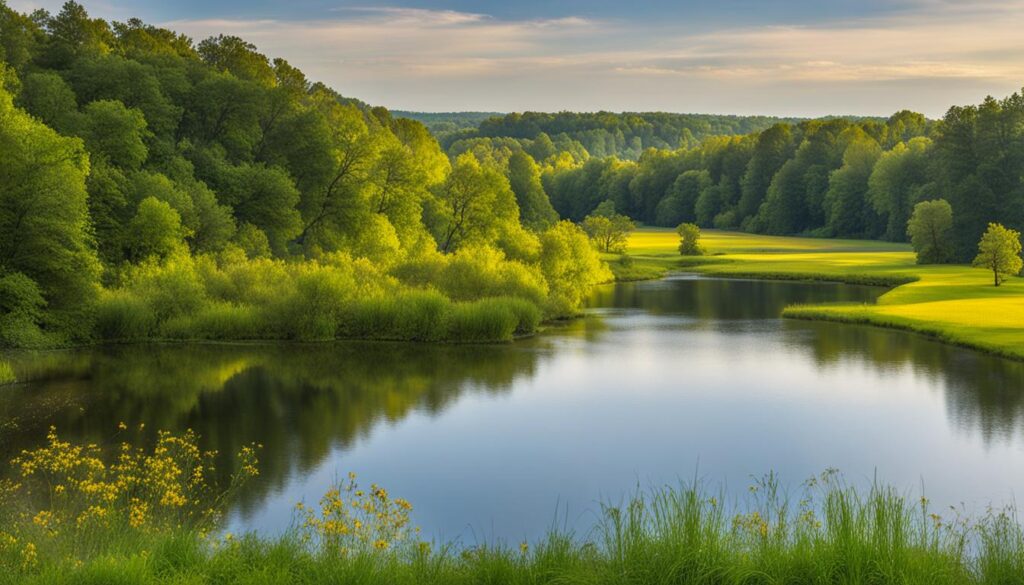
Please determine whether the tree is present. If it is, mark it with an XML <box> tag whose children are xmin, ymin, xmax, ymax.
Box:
<box><xmin>677</xmin><ymin>223</ymin><xmax>705</xmax><ymax>256</ymax></box>
<box><xmin>906</xmin><ymin>199</ymin><xmax>953</xmax><ymax>264</ymax></box>
<box><xmin>79</xmin><ymin>99</ymin><xmax>150</xmax><ymax>169</ymax></box>
<box><xmin>973</xmin><ymin>223</ymin><xmax>1022</xmax><ymax>286</ymax></box>
<box><xmin>127</xmin><ymin>197</ymin><xmax>186</xmax><ymax>261</ymax></box>
<box><xmin>539</xmin><ymin>221</ymin><xmax>612</xmax><ymax>317</ymax></box>
<box><xmin>582</xmin><ymin>213</ymin><xmax>634</xmax><ymax>253</ymax></box>
<box><xmin>868</xmin><ymin>137</ymin><xmax>932</xmax><ymax>241</ymax></box>
<box><xmin>0</xmin><ymin>71</ymin><xmax>100</xmax><ymax>338</ymax></box>
<box><xmin>430</xmin><ymin>153</ymin><xmax>519</xmax><ymax>253</ymax></box>
<box><xmin>507</xmin><ymin>150</ymin><xmax>558</xmax><ymax>230</ymax></box>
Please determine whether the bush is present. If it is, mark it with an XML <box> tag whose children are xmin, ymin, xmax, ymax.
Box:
<box><xmin>540</xmin><ymin>221</ymin><xmax>613</xmax><ymax>318</ymax></box>
<box><xmin>123</xmin><ymin>254</ymin><xmax>208</xmax><ymax>322</ymax></box>
<box><xmin>438</xmin><ymin>245</ymin><xmax>548</xmax><ymax>305</ymax></box>
<box><xmin>93</xmin><ymin>289</ymin><xmax>157</xmax><ymax>341</ymax></box>
<box><xmin>0</xmin><ymin>272</ymin><xmax>49</xmax><ymax>348</ymax></box>
<box><xmin>160</xmin><ymin>302</ymin><xmax>260</xmax><ymax>340</ymax></box>
<box><xmin>677</xmin><ymin>222</ymin><xmax>706</xmax><ymax>256</ymax></box>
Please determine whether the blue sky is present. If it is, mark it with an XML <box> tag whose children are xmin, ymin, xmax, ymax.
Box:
<box><xmin>11</xmin><ymin>0</ymin><xmax>1024</xmax><ymax>116</ymax></box>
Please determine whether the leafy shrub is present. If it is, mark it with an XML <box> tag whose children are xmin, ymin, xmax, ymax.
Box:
<box><xmin>539</xmin><ymin>221</ymin><xmax>612</xmax><ymax>318</ymax></box>
<box><xmin>160</xmin><ymin>302</ymin><xmax>260</xmax><ymax>340</ymax></box>
<box><xmin>122</xmin><ymin>254</ymin><xmax>208</xmax><ymax>322</ymax></box>
<box><xmin>0</xmin><ymin>272</ymin><xmax>48</xmax><ymax>348</ymax></box>
<box><xmin>438</xmin><ymin>245</ymin><xmax>548</xmax><ymax>305</ymax></box>
<box><xmin>93</xmin><ymin>289</ymin><xmax>157</xmax><ymax>341</ymax></box>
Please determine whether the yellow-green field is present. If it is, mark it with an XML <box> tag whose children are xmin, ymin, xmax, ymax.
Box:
<box><xmin>615</xmin><ymin>228</ymin><xmax>1024</xmax><ymax>360</ymax></box>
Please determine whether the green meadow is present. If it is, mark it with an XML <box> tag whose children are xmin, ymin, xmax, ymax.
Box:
<box><xmin>616</xmin><ymin>228</ymin><xmax>1024</xmax><ymax>360</ymax></box>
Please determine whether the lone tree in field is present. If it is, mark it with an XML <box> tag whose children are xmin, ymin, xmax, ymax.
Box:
<box><xmin>906</xmin><ymin>199</ymin><xmax>953</xmax><ymax>264</ymax></box>
<box><xmin>973</xmin><ymin>223</ymin><xmax>1023</xmax><ymax>286</ymax></box>
<box><xmin>582</xmin><ymin>200</ymin><xmax>634</xmax><ymax>253</ymax></box>
<box><xmin>677</xmin><ymin>222</ymin><xmax>705</xmax><ymax>256</ymax></box>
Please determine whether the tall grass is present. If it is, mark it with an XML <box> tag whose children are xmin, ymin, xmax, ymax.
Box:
<box><xmin>1</xmin><ymin>428</ymin><xmax>1022</xmax><ymax>584</ymax></box>
<box><xmin>6</xmin><ymin>470</ymin><xmax>1024</xmax><ymax>584</ymax></box>
<box><xmin>0</xmin><ymin>360</ymin><xmax>14</xmax><ymax>384</ymax></box>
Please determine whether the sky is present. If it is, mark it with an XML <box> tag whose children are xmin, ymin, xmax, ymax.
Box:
<box><xmin>9</xmin><ymin>0</ymin><xmax>1024</xmax><ymax>117</ymax></box>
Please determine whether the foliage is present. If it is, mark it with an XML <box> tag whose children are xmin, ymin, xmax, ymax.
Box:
<box><xmin>539</xmin><ymin>221</ymin><xmax>613</xmax><ymax>317</ymax></box>
<box><xmin>0</xmin><ymin>66</ymin><xmax>100</xmax><ymax>344</ymax></box>
<box><xmin>907</xmin><ymin>199</ymin><xmax>954</xmax><ymax>264</ymax></box>
<box><xmin>973</xmin><ymin>223</ymin><xmax>1023</xmax><ymax>287</ymax></box>
<box><xmin>0</xmin><ymin>3</ymin><xmax>612</xmax><ymax>348</ymax></box>
<box><xmin>582</xmin><ymin>201</ymin><xmax>635</xmax><ymax>253</ymax></box>
<box><xmin>676</xmin><ymin>222</ymin><xmax>705</xmax><ymax>256</ymax></box>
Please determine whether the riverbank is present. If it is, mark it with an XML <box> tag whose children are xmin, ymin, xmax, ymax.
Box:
<box><xmin>3</xmin><ymin>428</ymin><xmax>1024</xmax><ymax>585</ymax></box>
<box><xmin>614</xmin><ymin>228</ymin><xmax>1024</xmax><ymax>360</ymax></box>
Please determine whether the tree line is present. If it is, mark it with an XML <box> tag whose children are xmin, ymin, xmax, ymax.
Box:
<box><xmin>423</xmin><ymin>111</ymin><xmax>820</xmax><ymax>160</ymax></box>
<box><xmin>0</xmin><ymin>1</ymin><xmax>608</xmax><ymax>348</ymax></box>
<box><xmin>541</xmin><ymin>102</ymin><xmax>1024</xmax><ymax>263</ymax></box>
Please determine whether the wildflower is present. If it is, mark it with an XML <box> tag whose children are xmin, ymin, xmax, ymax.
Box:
<box><xmin>118</xmin><ymin>422</ymin><xmax>127</xmax><ymax>431</ymax></box>
<box><xmin>373</xmin><ymin>539</ymin><xmax>388</xmax><ymax>550</ymax></box>
<box><xmin>520</xmin><ymin>541</ymin><xmax>529</xmax><ymax>555</ymax></box>
<box><xmin>32</xmin><ymin>510</ymin><xmax>53</xmax><ymax>528</ymax></box>
<box><xmin>21</xmin><ymin>542</ymin><xmax>37</xmax><ymax>570</ymax></box>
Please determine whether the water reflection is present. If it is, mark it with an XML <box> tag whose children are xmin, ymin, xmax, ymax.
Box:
<box><xmin>790</xmin><ymin>320</ymin><xmax>1024</xmax><ymax>444</ymax></box>
<box><xmin>2</xmin><ymin>276</ymin><xmax>1024</xmax><ymax>538</ymax></box>
<box><xmin>0</xmin><ymin>342</ymin><xmax>547</xmax><ymax>513</ymax></box>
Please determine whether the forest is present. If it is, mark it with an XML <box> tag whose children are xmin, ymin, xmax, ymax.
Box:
<box><xmin>0</xmin><ymin>1</ymin><xmax>610</xmax><ymax>349</ymax></box>
<box><xmin>540</xmin><ymin>104</ymin><xmax>1024</xmax><ymax>263</ymax></box>
<box><xmin>431</xmin><ymin>110</ymin><xmax>814</xmax><ymax>160</ymax></box>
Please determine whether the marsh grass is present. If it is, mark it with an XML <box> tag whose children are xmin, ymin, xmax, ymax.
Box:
<box><xmin>6</xmin><ymin>465</ymin><xmax>1024</xmax><ymax>585</ymax></box>
<box><xmin>0</xmin><ymin>360</ymin><xmax>14</xmax><ymax>385</ymax></box>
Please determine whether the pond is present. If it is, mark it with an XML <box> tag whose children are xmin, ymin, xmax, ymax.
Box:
<box><xmin>2</xmin><ymin>275</ymin><xmax>1024</xmax><ymax>544</ymax></box>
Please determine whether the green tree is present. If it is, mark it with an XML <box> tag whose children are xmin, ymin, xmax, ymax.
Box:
<box><xmin>582</xmin><ymin>211</ymin><xmax>634</xmax><ymax>254</ymax></box>
<box><xmin>0</xmin><ymin>72</ymin><xmax>100</xmax><ymax>338</ymax></box>
<box><xmin>507</xmin><ymin>150</ymin><xmax>558</xmax><ymax>230</ymax></box>
<box><xmin>14</xmin><ymin>72</ymin><xmax>78</xmax><ymax>132</ymax></box>
<box><xmin>430</xmin><ymin>153</ymin><xmax>519</xmax><ymax>253</ymax></box>
<box><xmin>738</xmin><ymin>124</ymin><xmax>793</xmax><ymax>222</ymax></box>
<box><xmin>973</xmin><ymin>223</ymin><xmax>1023</xmax><ymax>286</ymax></box>
<box><xmin>868</xmin><ymin>137</ymin><xmax>932</xmax><ymax>241</ymax></box>
<box><xmin>79</xmin><ymin>99</ymin><xmax>150</xmax><ymax>169</ymax></box>
<box><xmin>127</xmin><ymin>197</ymin><xmax>186</xmax><ymax>261</ymax></box>
<box><xmin>539</xmin><ymin>221</ymin><xmax>612</xmax><ymax>317</ymax></box>
<box><xmin>824</xmin><ymin>129</ymin><xmax>882</xmax><ymax>237</ymax></box>
<box><xmin>906</xmin><ymin>199</ymin><xmax>953</xmax><ymax>264</ymax></box>
<box><xmin>677</xmin><ymin>223</ymin><xmax>705</xmax><ymax>256</ymax></box>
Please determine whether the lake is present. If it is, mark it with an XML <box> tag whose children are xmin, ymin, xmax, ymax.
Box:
<box><xmin>2</xmin><ymin>275</ymin><xmax>1024</xmax><ymax>544</ymax></box>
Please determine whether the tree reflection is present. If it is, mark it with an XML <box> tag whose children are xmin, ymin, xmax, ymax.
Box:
<box><xmin>0</xmin><ymin>341</ymin><xmax>546</xmax><ymax>513</ymax></box>
<box><xmin>790</xmin><ymin>321</ymin><xmax>1024</xmax><ymax>444</ymax></box>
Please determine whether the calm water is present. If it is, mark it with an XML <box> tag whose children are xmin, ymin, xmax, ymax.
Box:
<box><xmin>3</xmin><ymin>275</ymin><xmax>1024</xmax><ymax>543</ymax></box>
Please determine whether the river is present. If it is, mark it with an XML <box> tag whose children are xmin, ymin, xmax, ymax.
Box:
<box><xmin>2</xmin><ymin>275</ymin><xmax>1023</xmax><ymax>543</ymax></box>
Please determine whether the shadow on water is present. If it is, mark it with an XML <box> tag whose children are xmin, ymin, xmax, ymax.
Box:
<box><xmin>0</xmin><ymin>341</ymin><xmax>548</xmax><ymax>514</ymax></box>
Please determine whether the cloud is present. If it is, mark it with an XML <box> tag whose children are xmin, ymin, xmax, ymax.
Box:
<box><xmin>158</xmin><ymin>2</ymin><xmax>1024</xmax><ymax>115</ymax></box>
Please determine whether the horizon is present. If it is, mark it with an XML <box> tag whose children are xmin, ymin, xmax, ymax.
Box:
<box><xmin>9</xmin><ymin>0</ymin><xmax>1024</xmax><ymax>118</ymax></box>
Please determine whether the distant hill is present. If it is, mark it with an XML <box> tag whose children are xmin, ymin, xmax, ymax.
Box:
<box><xmin>397</xmin><ymin>111</ymin><xmax>825</xmax><ymax>160</ymax></box>
<box><xmin>392</xmin><ymin>111</ymin><xmax>505</xmax><ymax>136</ymax></box>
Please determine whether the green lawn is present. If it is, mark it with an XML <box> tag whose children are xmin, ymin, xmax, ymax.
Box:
<box><xmin>616</xmin><ymin>228</ymin><xmax>1024</xmax><ymax>360</ymax></box>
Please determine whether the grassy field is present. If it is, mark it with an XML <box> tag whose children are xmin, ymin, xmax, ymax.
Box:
<box><xmin>614</xmin><ymin>228</ymin><xmax>1024</xmax><ymax>360</ymax></box>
